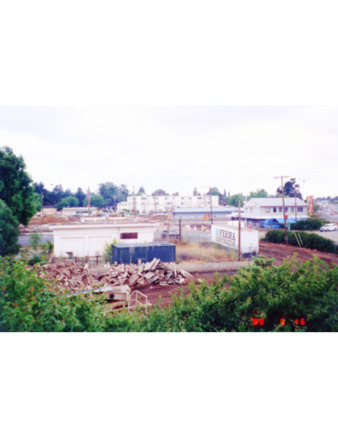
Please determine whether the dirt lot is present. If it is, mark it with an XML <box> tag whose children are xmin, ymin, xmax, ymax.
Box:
<box><xmin>28</xmin><ymin>214</ymin><xmax>80</xmax><ymax>226</ymax></box>
<box><xmin>259</xmin><ymin>241</ymin><xmax>338</xmax><ymax>265</ymax></box>
<box><xmin>126</xmin><ymin>242</ymin><xmax>338</xmax><ymax>307</ymax></box>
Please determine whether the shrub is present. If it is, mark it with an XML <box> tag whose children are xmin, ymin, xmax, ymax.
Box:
<box><xmin>290</xmin><ymin>218</ymin><xmax>326</xmax><ymax>231</ymax></box>
<box><xmin>262</xmin><ymin>230</ymin><xmax>338</xmax><ymax>254</ymax></box>
<box><xmin>126</xmin><ymin>256</ymin><xmax>338</xmax><ymax>332</ymax></box>
<box><xmin>1</xmin><ymin>256</ymin><xmax>337</xmax><ymax>332</ymax></box>
<box><xmin>0</xmin><ymin>199</ymin><xmax>20</xmax><ymax>256</ymax></box>
<box><xmin>0</xmin><ymin>257</ymin><xmax>108</xmax><ymax>332</ymax></box>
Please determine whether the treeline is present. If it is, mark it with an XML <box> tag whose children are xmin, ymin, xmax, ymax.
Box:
<box><xmin>33</xmin><ymin>182</ymin><xmax>130</xmax><ymax>210</ymax></box>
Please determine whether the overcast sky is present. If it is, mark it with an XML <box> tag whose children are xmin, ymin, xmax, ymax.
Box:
<box><xmin>0</xmin><ymin>106</ymin><xmax>337</xmax><ymax>198</ymax></box>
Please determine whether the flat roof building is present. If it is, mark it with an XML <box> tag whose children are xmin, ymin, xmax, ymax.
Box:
<box><xmin>244</xmin><ymin>197</ymin><xmax>308</xmax><ymax>228</ymax></box>
<box><xmin>53</xmin><ymin>223</ymin><xmax>159</xmax><ymax>257</ymax></box>
<box><xmin>173</xmin><ymin>206</ymin><xmax>242</xmax><ymax>220</ymax></box>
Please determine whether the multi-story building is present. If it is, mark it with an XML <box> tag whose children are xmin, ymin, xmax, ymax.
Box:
<box><xmin>244</xmin><ymin>197</ymin><xmax>308</xmax><ymax>228</ymax></box>
<box><xmin>117</xmin><ymin>195</ymin><xmax>219</xmax><ymax>214</ymax></box>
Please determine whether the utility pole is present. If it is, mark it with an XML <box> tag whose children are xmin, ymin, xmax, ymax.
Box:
<box><xmin>133</xmin><ymin>185</ymin><xmax>137</xmax><ymax>218</ymax></box>
<box><xmin>295</xmin><ymin>195</ymin><xmax>297</xmax><ymax>222</ymax></box>
<box><xmin>238</xmin><ymin>200</ymin><xmax>241</xmax><ymax>259</ymax></box>
<box><xmin>202</xmin><ymin>186</ymin><xmax>213</xmax><ymax>225</ymax></box>
<box><xmin>87</xmin><ymin>187</ymin><xmax>91</xmax><ymax>217</ymax></box>
<box><xmin>179</xmin><ymin>218</ymin><xmax>182</xmax><ymax>243</ymax></box>
<box><xmin>210</xmin><ymin>192</ymin><xmax>213</xmax><ymax>225</ymax></box>
<box><xmin>274</xmin><ymin>176</ymin><xmax>290</xmax><ymax>245</ymax></box>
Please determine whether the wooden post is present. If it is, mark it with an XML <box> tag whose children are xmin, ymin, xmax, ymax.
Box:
<box><xmin>238</xmin><ymin>200</ymin><xmax>241</xmax><ymax>260</ymax></box>
<box><xmin>179</xmin><ymin>218</ymin><xmax>182</xmax><ymax>243</ymax></box>
<box><xmin>281</xmin><ymin>177</ymin><xmax>288</xmax><ymax>245</ymax></box>
<box><xmin>210</xmin><ymin>193</ymin><xmax>213</xmax><ymax>225</ymax></box>
<box><xmin>295</xmin><ymin>196</ymin><xmax>297</xmax><ymax>222</ymax></box>
<box><xmin>274</xmin><ymin>175</ymin><xmax>289</xmax><ymax>245</ymax></box>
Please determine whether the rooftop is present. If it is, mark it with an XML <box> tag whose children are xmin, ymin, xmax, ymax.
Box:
<box><xmin>245</xmin><ymin>197</ymin><xmax>307</xmax><ymax>207</ymax></box>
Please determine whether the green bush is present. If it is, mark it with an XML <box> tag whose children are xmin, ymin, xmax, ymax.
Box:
<box><xmin>262</xmin><ymin>229</ymin><xmax>338</xmax><ymax>254</ymax></box>
<box><xmin>0</xmin><ymin>199</ymin><xmax>20</xmax><ymax>256</ymax></box>
<box><xmin>124</xmin><ymin>256</ymin><xmax>338</xmax><ymax>332</ymax></box>
<box><xmin>0</xmin><ymin>257</ymin><xmax>108</xmax><ymax>332</ymax></box>
<box><xmin>290</xmin><ymin>218</ymin><xmax>326</xmax><ymax>231</ymax></box>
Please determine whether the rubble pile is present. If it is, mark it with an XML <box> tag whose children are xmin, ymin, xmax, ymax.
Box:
<box><xmin>37</xmin><ymin>258</ymin><xmax>193</xmax><ymax>294</ymax></box>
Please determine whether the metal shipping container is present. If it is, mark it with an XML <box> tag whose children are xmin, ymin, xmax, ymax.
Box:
<box><xmin>111</xmin><ymin>242</ymin><xmax>176</xmax><ymax>264</ymax></box>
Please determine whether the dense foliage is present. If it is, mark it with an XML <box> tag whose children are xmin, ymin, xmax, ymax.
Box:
<box><xmin>0</xmin><ymin>257</ymin><xmax>107</xmax><ymax>332</ymax></box>
<box><xmin>227</xmin><ymin>193</ymin><xmax>245</xmax><ymax>207</ymax></box>
<box><xmin>83</xmin><ymin>193</ymin><xmax>105</xmax><ymax>208</ymax></box>
<box><xmin>247</xmin><ymin>189</ymin><xmax>268</xmax><ymax>200</ymax></box>
<box><xmin>1</xmin><ymin>256</ymin><xmax>337</xmax><ymax>332</ymax></box>
<box><xmin>290</xmin><ymin>218</ymin><xmax>326</xmax><ymax>231</ymax></box>
<box><xmin>276</xmin><ymin>177</ymin><xmax>302</xmax><ymax>199</ymax></box>
<box><xmin>0</xmin><ymin>200</ymin><xmax>20</xmax><ymax>256</ymax></box>
<box><xmin>0</xmin><ymin>146</ymin><xmax>37</xmax><ymax>225</ymax></box>
<box><xmin>262</xmin><ymin>229</ymin><xmax>338</xmax><ymax>254</ymax></box>
<box><xmin>56</xmin><ymin>196</ymin><xmax>79</xmax><ymax>210</ymax></box>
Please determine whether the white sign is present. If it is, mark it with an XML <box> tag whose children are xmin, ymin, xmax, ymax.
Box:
<box><xmin>211</xmin><ymin>225</ymin><xmax>259</xmax><ymax>254</ymax></box>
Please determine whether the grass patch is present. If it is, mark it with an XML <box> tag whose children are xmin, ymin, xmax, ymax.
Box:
<box><xmin>176</xmin><ymin>242</ymin><xmax>237</xmax><ymax>263</ymax></box>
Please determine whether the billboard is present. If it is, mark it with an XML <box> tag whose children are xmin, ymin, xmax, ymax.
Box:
<box><xmin>211</xmin><ymin>225</ymin><xmax>259</xmax><ymax>254</ymax></box>
<box><xmin>306</xmin><ymin>195</ymin><xmax>314</xmax><ymax>216</ymax></box>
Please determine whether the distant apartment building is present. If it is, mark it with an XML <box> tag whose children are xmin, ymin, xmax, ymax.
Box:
<box><xmin>117</xmin><ymin>195</ymin><xmax>219</xmax><ymax>214</ymax></box>
<box><xmin>244</xmin><ymin>197</ymin><xmax>308</xmax><ymax>228</ymax></box>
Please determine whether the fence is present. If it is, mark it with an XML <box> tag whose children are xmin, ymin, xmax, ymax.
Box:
<box><xmin>50</xmin><ymin>255</ymin><xmax>105</xmax><ymax>267</ymax></box>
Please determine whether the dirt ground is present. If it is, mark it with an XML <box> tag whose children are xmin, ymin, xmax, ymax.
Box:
<box><xmin>28</xmin><ymin>214</ymin><xmax>80</xmax><ymax>226</ymax></box>
<box><xmin>127</xmin><ymin>242</ymin><xmax>338</xmax><ymax>308</ymax></box>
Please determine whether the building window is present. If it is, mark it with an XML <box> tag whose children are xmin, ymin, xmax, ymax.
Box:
<box><xmin>297</xmin><ymin>207</ymin><xmax>303</xmax><ymax>212</ymax></box>
<box><xmin>273</xmin><ymin>208</ymin><xmax>277</xmax><ymax>213</ymax></box>
<box><xmin>285</xmin><ymin>207</ymin><xmax>288</xmax><ymax>212</ymax></box>
<box><xmin>120</xmin><ymin>233</ymin><xmax>138</xmax><ymax>239</ymax></box>
<box><xmin>279</xmin><ymin>207</ymin><xmax>283</xmax><ymax>212</ymax></box>
<box><xmin>291</xmin><ymin>207</ymin><xmax>294</xmax><ymax>212</ymax></box>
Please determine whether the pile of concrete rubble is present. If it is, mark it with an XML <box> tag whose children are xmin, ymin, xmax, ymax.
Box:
<box><xmin>37</xmin><ymin>258</ymin><xmax>193</xmax><ymax>293</ymax></box>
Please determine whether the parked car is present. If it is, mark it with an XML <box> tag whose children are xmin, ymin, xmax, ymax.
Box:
<box><xmin>320</xmin><ymin>223</ymin><xmax>337</xmax><ymax>232</ymax></box>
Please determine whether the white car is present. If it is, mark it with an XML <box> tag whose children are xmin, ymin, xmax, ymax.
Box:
<box><xmin>320</xmin><ymin>223</ymin><xmax>337</xmax><ymax>232</ymax></box>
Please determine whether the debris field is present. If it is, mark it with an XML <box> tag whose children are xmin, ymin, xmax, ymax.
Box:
<box><xmin>37</xmin><ymin>258</ymin><xmax>194</xmax><ymax>294</ymax></box>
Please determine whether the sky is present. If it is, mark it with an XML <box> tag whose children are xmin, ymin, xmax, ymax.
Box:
<box><xmin>0</xmin><ymin>106</ymin><xmax>337</xmax><ymax>198</ymax></box>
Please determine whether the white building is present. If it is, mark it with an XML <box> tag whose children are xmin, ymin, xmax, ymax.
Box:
<box><xmin>244</xmin><ymin>198</ymin><xmax>308</xmax><ymax>221</ymax></box>
<box><xmin>53</xmin><ymin>223</ymin><xmax>158</xmax><ymax>257</ymax></box>
<box><xmin>117</xmin><ymin>195</ymin><xmax>219</xmax><ymax>214</ymax></box>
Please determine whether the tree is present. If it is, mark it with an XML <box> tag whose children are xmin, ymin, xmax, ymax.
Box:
<box><xmin>137</xmin><ymin>186</ymin><xmax>146</xmax><ymax>196</ymax></box>
<box><xmin>99</xmin><ymin>182</ymin><xmax>118</xmax><ymax>208</ymax></box>
<box><xmin>63</xmin><ymin>189</ymin><xmax>74</xmax><ymax>198</ymax></box>
<box><xmin>193</xmin><ymin>187</ymin><xmax>200</xmax><ymax>196</ymax></box>
<box><xmin>56</xmin><ymin>196</ymin><xmax>79</xmax><ymax>211</ymax></box>
<box><xmin>117</xmin><ymin>184</ymin><xmax>129</xmax><ymax>203</ymax></box>
<box><xmin>276</xmin><ymin>178</ymin><xmax>302</xmax><ymax>199</ymax></box>
<box><xmin>74</xmin><ymin>187</ymin><xmax>86</xmax><ymax>206</ymax></box>
<box><xmin>207</xmin><ymin>187</ymin><xmax>221</xmax><ymax>196</ymax></box>
<box><xmin>172</xmin><ymin>192</ymin><xmax>179</xmax><ymax>196</ymax></box>
<box><xmin>247</xmin><ymin>189</ymin><xmax>268</xmax><ymax>200</ymax></box>
<box><xmin>0</xmin><ymin>199</ymin><xmax>20</xmax><ymax>256</ymax></box>
<box><xmin>227</xmin><ymin>193</ymin><xmax>245</xmax><ymax>207</ymax></box>
<box><xmin>33</xmin><ymin>192</ymin><xmax>43</xmax><ymax>212</ymax></box>
<box><xmin>152</xmin><ymin>189</ymin><xmax>168</xmax><ymax>196</ymax></box>
<box><xmin>83</xmin><ymin>193</ymin><xmax>104</xmax><ymax>208</ymax></box>
<box><xmin>0</xmin><ymin>146</ymin><xmax>37</xmax><ymax>225</ymax></box>
<box><xmin>49</xmin><ymin>184</ymin><xmax>64</xmax><ymax>204</ymax></box>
